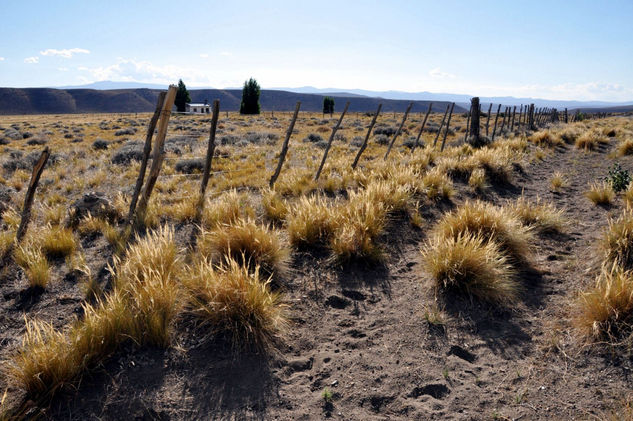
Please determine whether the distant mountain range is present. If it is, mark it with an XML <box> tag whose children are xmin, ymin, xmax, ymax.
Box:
<box><xmin>0</xmin><ymin>87</ymin><xmax>463</xmax><ymax>115</ymax></box>
<box><xmin>0</xmin><ymin>81</ymin><xmax>630</xmax><ymax>115</ymax></box>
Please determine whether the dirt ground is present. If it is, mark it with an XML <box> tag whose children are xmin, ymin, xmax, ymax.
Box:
<box><xmin>1</xmin><ymin>114</ymin><xmax>632</xmax><ymax>420</ymax></box>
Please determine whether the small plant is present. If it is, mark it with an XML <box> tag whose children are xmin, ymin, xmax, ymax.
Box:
<box><xmin>14</xmin><ymin>244</ymin><xmax>50</xmax><ymax>288</ymax></box>
<box><xmin>605</xmin><ymin>163</ymin><xmax>631</xmax><ymax>193</ymax></box>
<box><xmin>601</xmin><ymin>210</ymin><xmax>633</xmax><ymax>270</ymax></box>
<box><xmin>509</xmin><ymin>196</ymin><xmax>564</xmax><ymax>234</ymax></box>
<box><xmin>321</xmin><ymin>387</ymin><xmax>333</xmax><ymax>403</ymax></box>
<box><xmin>41</xmin><ymin>225</ymin><xmax>77</xmax><ymax>259</ymax></box>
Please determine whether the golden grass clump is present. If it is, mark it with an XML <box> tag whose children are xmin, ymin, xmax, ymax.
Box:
<box><xmin>433</xmin><ymin>200</ymin><xmax>532</xmax><ymax>262</ymax></box>
<box><xmin>550</xmin><ymin>171</ymin><xmax>567</xmax><ymax>190</ymax></box>
<box><xmin>261</xmin><ymin>188</ymin><xmax>288</xmax><ymax>222</ymax></box>
<box><xmin>509</xmin><ymin>196</ymin><xmax>564</xmax><ymax>233</ymax></box>
<box><xmin>286</xmin><ymin>195</ymin><xmax>335</xmax><ymax>246</ymax></box>
<box><xmin>7</xmin><ymin>226</ymin><xmax>183</xmax><ymax>399</ymax></box>
<box><xmin>422</xmin><ymin>233</ymin><xmax>518</xmax><ymax>303</ymax></box>
<box><xmin>601</xmin><ymin>210</ymin><xmax>633</xmax><ymax>270</ymax></box>
<box><xmin>577</xmin><ymin>266</ymin><xmax>633</xmax><ymax>343</ymax></box>
<box><xmin>576</xmin><ymin>129</ymin><xmax>609</xmax><ymax>150</ymax></box>
<box><xmin>586</xmin><ymin>182</ymin><xmax>615</xmax><ymax>205</ymax></box>
<box><xmin>468</xmin><ymin>168</ymin><xmax>487</xmax><ymax>192</ymax></box>
<box><xmin>40</xmin><ymin>225</ymin><xmax>77</xmax><ymax>259</ymax></box>
<box><xmin>558</xmin><ymin>126</ymin><xmax>581</xmax><ymax>144</ymax></box>
<box><xmin>197</xmin><ymin>218</ymin><xmax>289</xmax><ymax>275</ymax></box>
<box><xmin>361</xmin><ymin>179</ymin><xmax>411</xmax><ymax>212</ymax></box>
<box><xmin>14</xmin><ymin>244</ymin><xmax>50</xmax><ymax>288</ymax></box>
<box><xmin>421</xmin><ymin>168</ymin><xmax>454</xmax><ymax>200</ymax></box>
<box><xmin>329</xmin><ymin>193</ymin><xmax>387</xmax><ymax>261</ymax></box>
<box><xmin>201</xmin><ymin>189</ymin><xmax>254</xmax><ymax>229</ymax></box>
<box><xmin>618</xmin><ymin>137</ymin><xmax>633</xmax><ymax>157</ymax></box>
<box><xmin>183</xmin><ymin>257</ymin><xmax>287</xmax><ymax>350</ymax></box>
<box><xmin>529</xmin><ymin>130</ymin><xmax>562</xmax><ymax>148</ymax></box>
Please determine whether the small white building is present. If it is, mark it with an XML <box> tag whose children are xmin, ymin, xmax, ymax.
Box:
<box><xmin>185</xmin><ymin>102</ymin><xmax>211</xmax><ymax>114</ymax></box>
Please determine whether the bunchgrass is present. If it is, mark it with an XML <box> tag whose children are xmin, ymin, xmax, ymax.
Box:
<box><xmin>509</xmin><ymin>196</ymin><xmax>564</xmax><ymax>234</ymax></box>
<box><xmin>586</xmin><ymin>182</ymin><xmax>615</xmax><ymax>206</ymax></box>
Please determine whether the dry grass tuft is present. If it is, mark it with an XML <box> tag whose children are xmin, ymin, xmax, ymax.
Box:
<box><xmin>618</xmin><ymin>138</ymin><xmax>633</xmax><ymax>157</ymax></box>
<box><xmin>586</xmin><ymin>182</ymin><xmax>615</xmax><ymax>205</ymax></box>
<box><xmin>433</xmin><ymin>200</ymin><xmax>532</xmax><ymax>262</ymax></box>
<box><xmin>421</xmin><ymin>168</ymin><xmax>454</xmax><ymax>200</ymax></box>
<box><xmin>602</xmin><ymin>210</ymin><xmax>633</xmax><ymax>270</ymax></box>
<box><xmin>577</xmin><ymin>266</ymin><xmax>633</xmax><ymax>344</ymax></box>
<box><xmin>202</xmin><ymin>189</ymin><xmax>254</xmax><ymax>229</ymax></box>
<box><xmin>183</xmin><ymin>256</ymin><xmax>287</xmax><ymax>350</ymax></box>
<box><xmin>576</xmin><ymin>130</ymin><xmax>609</xmax><ymax>150</ymax></box>
<box><xmin>41</xmin><ymin>225</ymin><xmax>77</xmax><ymax>259</ymax></box>
<box><xmin>197</xmin><ymin>218</ymin><xmax>289</xmax><ymax>275</ymax></box>
<box><xmin>468</xmin><ymin>168</ymin><xmax>487</xmax><ymax>192</ymax></box>
<box><xmin>261</xmin><ymin>188</ymin><xmax>288</xmax><ymax>222</ymax></box>
<box><xmin>422</xmin><ymin>233</ymin><xmax>518</xmax><ymax>303</ymax></box>
<box><xmin>530</xmin><ymin>130</ymin><xmax>562</xmax><ymax>148</ymax></box>
<box><xmin>509</xmin><ymin>196</ymin><xmax>564</xmax><ymax>233</ymax></box>
<box><xmin>286</xmin><ymin>195</ymin><xmax>335</xmax><ymax>247</ymax></box>
<box><xmin>550</xmin><ymin>171</ymin><xmax>567</xmax><ymax>191</ymax></box>
<box><xmin>14</xmin><ymin>244</ymin><xmax>50</xmax><ymax>288</ymax></box>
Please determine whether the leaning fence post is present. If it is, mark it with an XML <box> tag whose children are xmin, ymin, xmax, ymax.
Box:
<box><xmin>463</xmin><ymin>106</ymin><xmax>471</xmax><ymax>142</ymax></box>
<box><xmin>196</xmin><ymin>99</ymin><xmax>220</xmax><ymax>218</ymax></box>
<box><xmin>352</xmin><ymin>103</ymin><xmax>382</xmax><ymax>169</ymax></box>
<box><xmin>485</xmin><ymin>103</ymin><xmax>493</xmax><ymax>137</ymax></box>
<box><xmin>269</xmin><ymin>101</ymin><xmax>301</xmax><ymax>188</ymax></box>
<box><xmin>384</xmin><ymin>102</ymin><xmax>413</xmax><ymax>160</ymax></box>
<box><xmin>433</xmin><ymin>104</ymin><xmax>450</xmax><ymax>147</ymax></box>
<box><xmin>15</xmin><ymin>147</ymin><xmax>50</xmax><ymax>244</ymax></box>
<box><xmin>491</xmin><ymin>104</ymin><xmax>502</xmax><ymax>141</ymax></box>
<box><xmin>315</xmin><ymin>101</ymin><xmax>350</xmax><ymax>181</ymax></box>
<box><xmin>126</xmin><ymin>92</ymin><xmax>166</xmax><ymax>225</ymax></box>
<box><xmin>440</xmin><ymin>102</ymin><xmax>455</xmax><ymax>151</ymax></box>
<box><xmin>134</xmin><ymin>85</ymin><xmax>177</xmax><ymax>227</ymax></box>
<box><xmin>412</xmin><ymin>102</ymin><xmax>432</xmax><ymax>153</ymax></box>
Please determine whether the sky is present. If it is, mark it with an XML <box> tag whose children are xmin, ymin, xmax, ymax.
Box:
<box><xmin>1</xmin><ymin>0</ymin><xmax>633</xmax><ymax>102</ymax></box>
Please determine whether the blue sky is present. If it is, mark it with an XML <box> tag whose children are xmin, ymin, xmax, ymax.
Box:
<box><xmin>1</xmin><ymin>0</ymin><xmax>632</xmax><ymax>101</ymax></box>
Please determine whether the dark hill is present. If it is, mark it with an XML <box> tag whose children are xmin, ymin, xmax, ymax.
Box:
<box><xmin>0</xmin><ymin>87</ymin><xmax>464</xmax><ymax>115</ymax></box>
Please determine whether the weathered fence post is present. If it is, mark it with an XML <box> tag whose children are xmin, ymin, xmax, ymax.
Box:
<box><xmin>315</xmin><ymin>101</ymin><xmax>350</xmax><ymax>180</ymax></box>
<box><xmin>352</xmin><ymin>103</ymin><xmax>382</xmax><ymax>169</ymax></box>
<box><xmin>463</xmin><ymin>106</ymin><xmax>471</xmax><ymax>142</ymax></box>
<box><xmin>15</xmin><ymin>147</ymin><xmax>50</xmax><ymax>243</ymax></box>
<box><xmin>468</xmin><ymin>97</ymin><xmax>481</xmax><ymax>144</ymax></box>
<box><xmin>528</xmin><ymin>104</ymin><xmax>535</xmax><ymax>130</ymax></box>
<box><xmin>126</xmin><ymin>91</ymin><xmax>166</xmax><ymax>225</ymax></box>
<box><xmin>485</xmin><ymin>103</ymin><xmax>493</xmax><ymax>137</ymax></box>
<box><xmin>269</xmin><ymin>101</ymin><xmax>301</xmax><ymax>187</ymax></box>
<box><xmin>412</xmin><ymin>102</ymin><xmax>432</xmax><ymax>153</ymax></box>
<box><xmin>134</xmin><ymin>85</ymin><xmax>177</xmax><ymax>227</ymax></box>
<box><xmin>510</xmin><ymin>106</ymin><xmax>517</xmax><ymax>132</ymax></box>
<box><xmin>433</xmin><ymin>104</ymin><xmax>450</xmax><ymax>147</ymax></box>
<box><xmin>491</xmin><ymin>104</ymin><xmax>502</xmax><ymax>141</ymax></box>
<box><xmin>517</xmin><ymin>105</ymin><xmax>523</xmax><ymax>131</ymax></box>
<box><xmin>196</xmin><ymin>99</ymin><xmax>220</xmax><ymax>217</ymax></box>
<box><xmin>384</xmin><ymin>102</ymin><xmax>413</xmax><ymax>160</ymax></box>
<box><xmin>440</xmin><ymin>102</ymin><xmax>455</xmax><ymax>151</ymax></box>
<box><xmin>564</xmin><ymin>108</ymin><xmax>568</xmax><ymax>124</ymax></box>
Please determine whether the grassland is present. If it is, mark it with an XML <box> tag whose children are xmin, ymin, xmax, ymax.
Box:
<box><xmin>0</xmin><ymin>108</ymin><xmax>632</xmax><ymax>419</ymax></box>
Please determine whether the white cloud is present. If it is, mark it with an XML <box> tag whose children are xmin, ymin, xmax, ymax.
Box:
<box><xmin>40</xmin><ymin>48</ymin><xmax>90</xmax><ymax>58</ymax></box>
<box><xmin>78</xmin><ymin>58</ymin><xmax>214</xmax><ymax>86</ymax></box>
<box><xmin>199</xmin><ymin>53</ymin><xmax>209</xmax><ymax>58</ymax></box>
<box><xmin>220</xmin><ymin>51</ymin><xmax>232</xmax><ymax>57</ymax></box>
<box><xmin>0</xmin><ymin>57</ymin><xmax>4</xmax><ymax>61</ymax></box>
<box><xmin>24</xmin><ymin>56</ymin><xmax>39</xmax><ymax>64</ymax></box>
<box><xmin>429</xmin><ymin>67</ymin><xmax>456</xmax><ymax>79</ymax></box>
<box><xmin>57</xmin><ymin>67</ymin><xmax>69</xmax><ymax>71</ymax></box>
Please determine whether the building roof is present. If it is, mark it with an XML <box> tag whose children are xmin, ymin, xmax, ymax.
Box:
<box><xmin>187</xmin><ymin>103</ymin><xmax>209</xmax><ymax>107</ymax></box>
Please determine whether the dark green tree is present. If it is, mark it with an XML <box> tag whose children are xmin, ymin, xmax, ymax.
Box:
<box><xmin>175</xmin><ymin>79</ymin><xmax>191</xmax><ymax>112</ymax></box>
<box><xmin>240</xmin><ymin>78</ymin><xmax>261</xmax><ymax>114</ymax></box>
<box><xmin>322</xmin><ymin>96</ymin><xmax>335</xmax><ymax>116</ymax></box>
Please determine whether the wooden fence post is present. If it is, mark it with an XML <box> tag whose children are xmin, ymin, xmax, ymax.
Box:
<box><xmin>510</xmin><ymin>106</ymin><xmax>517</xmax><ymax>132</ymax></box>
<box><xmin>528</xmin><ymin>104</ymin><xmax>535</xmax><ymax>130</ymax></box>
<box><xmin>315</xmin><ymin>101</ymin><xmax>350</xmax><ymax>180</ymax></box>
<box><xmin>433</xmin><ymin>104</ymin><xmax>450</xmax><ymax>147</ymax></box>
<box><xmin>196</xmin><ymin>99</ymin><xmax>220</xmax><ymax>218</ymax></box>
<box><xmin>564</xmin><ymin>108</ymin><xmax>568</xmax><ymax>124</ymax></box>
<box><xmin>15</xmin><ymin>147</ymin><xmax>50</xmax><ymax>243</ymax></box>
<box><xmin>269</xmin><ymin>101</ymin><xmax>301</xmax><ymax>187</ymax></box>
<box><xmin>517</xmin><ymin>105</ymin><xmax>523</xmax><ymax>131</ymax></box>
<box><xmin>384</xmin><ymin>102</ymin><xmax>413</xmax><ymax>160</ymax></box>
<box><xmin>126</xmin><ymin>92</ymin><xmax>166</xmax><ymax>225</ymax></box>
<box><xmin>485</xmin><ymin>103</ymin><xmax>493</xmax><ymax>137</ymax></box>
<box><xmin>412</xmin><ymin>103</ymin><xmax>432</xmax><ymax>153</ymax></box>
<box><xmin>134</xmin><ymin>85</ymin><xmax>177</xmax><ymax>227</ymax></box>
<box><xmin>463</xmin><ymin>106</ymin><xmax>471</xmax><ymax>142</ymax></box>
<box><xmin>491</xmin><ymin>104</ymin><xmax>502</xmax><ymax>141</ymax></box>
<box><xmin>468</xmin><ymin>97</ymin><xmax>481</xmax><ymax>143</ymax></box>
<box><xmin>440</xmin><ymin>102</ymin><xmax>455</xmax><ymax>151</ymax></box>
<box><xmin>352</xmin><ymin>103</ymin><xmax>382</xmax><ymax>169</ymax></box>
